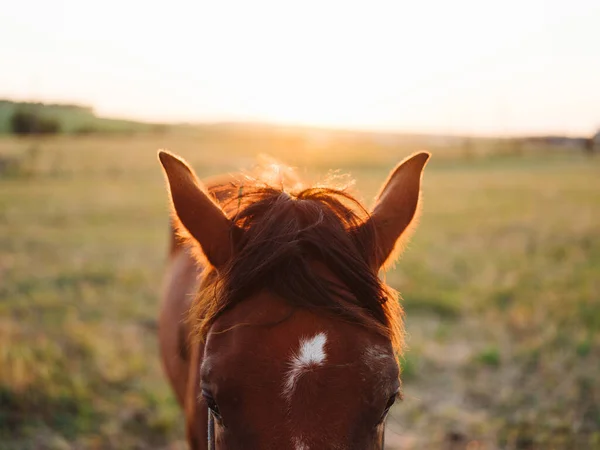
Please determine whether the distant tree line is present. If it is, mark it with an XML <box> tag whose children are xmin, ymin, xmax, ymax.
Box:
<box><xmin>0</xmin><ymin>99</ymin><xmax>94</xmax><ymax>113</ymax></box>
<box><xmin>2</xmin><ymin>99</ymin><xmax>169</xmax><ymax>136</ymax></box>
<box><xmin>9</xmin><ymin>109</ymin><xmax>61</xmax><ymax>135</ymax></box>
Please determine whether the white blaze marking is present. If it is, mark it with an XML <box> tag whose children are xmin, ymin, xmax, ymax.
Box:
<box><xmin>363</xmin><ymin>344</ymin><xmax>393</xmax><ymax>364</ymax></box>
<box><xmin>283</xmin><ymin>332</ymin><xmax>327</xmax><ymax>400</ymax></box>
<box><xmin>293</xmin><ymin>437</ymin><xmax>309</xmax><ymax>450</ymax></box>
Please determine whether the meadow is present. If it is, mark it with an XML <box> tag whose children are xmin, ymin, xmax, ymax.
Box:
<box><xmin>0</xmin><ymin>129</ymin><xmax>598</xmax><ymax>449</ymax></box>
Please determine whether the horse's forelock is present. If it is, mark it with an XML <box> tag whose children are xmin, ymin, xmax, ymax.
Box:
<box><xmin>189</xmin><ymin>169</ymin><xmax>404</xmax><ymax>357</ymax></box>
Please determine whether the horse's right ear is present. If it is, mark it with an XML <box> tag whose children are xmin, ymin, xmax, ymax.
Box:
<box><xmin>158</xmin><ymin>150</ymin><xmax>234</xmax><ymax>268</ymax></box>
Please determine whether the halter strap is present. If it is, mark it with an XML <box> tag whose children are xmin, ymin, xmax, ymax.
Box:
<box><xmin>207</xmin><ymin>410</ymin><xmax>215</xmax><ymax>450</ymax></box>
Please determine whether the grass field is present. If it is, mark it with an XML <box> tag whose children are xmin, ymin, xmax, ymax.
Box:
<box><xmin>0</xmin><ymin>132</ymin><xmax>598</xmax><ymax>449</ymax></box>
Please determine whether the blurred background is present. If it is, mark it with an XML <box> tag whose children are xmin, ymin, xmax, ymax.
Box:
<box><xmin>1</xmin><ymin>1</ymin><xmax>599</xmax><ymax>449</ymax></box>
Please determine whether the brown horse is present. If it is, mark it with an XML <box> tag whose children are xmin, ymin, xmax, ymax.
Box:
<box><xmin>157</xmin><ymin>151</ymin><xmax>429</xmax><ymax>449</ymax></box>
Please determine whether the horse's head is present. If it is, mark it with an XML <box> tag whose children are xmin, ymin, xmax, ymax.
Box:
<box><xmin>159</xmin><ymin>151</ymin><xmax>429</xmax><ymax>449</ymax></box>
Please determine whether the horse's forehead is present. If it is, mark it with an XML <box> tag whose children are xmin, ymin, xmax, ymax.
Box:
<box><xmin>203</xmin><ymin>293</ymin><xmax>397</xmax><ymax>385</ymax></box>
<box><xmin>201</xmin><ymin>294</ymin><xmax>396</xmax><ymax>448</ymax></box>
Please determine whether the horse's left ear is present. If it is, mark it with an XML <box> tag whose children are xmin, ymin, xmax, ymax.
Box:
<box><xmin>158</xmin><ymin>150</ymin><xmax>235</xmax><ymax>269</ymax></box>
<box><xmin>358</xmin><ymin>152</ymin><xmax>430</xmax><ymax>270</ymax></box>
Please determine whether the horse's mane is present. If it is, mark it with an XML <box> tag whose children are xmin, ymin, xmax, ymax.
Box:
<box><xmin>183</xmin><ymin>162</ymin><xmax>404</xmax><ymax>356</ymax></box>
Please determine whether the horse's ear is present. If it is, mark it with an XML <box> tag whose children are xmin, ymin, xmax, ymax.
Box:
<box><xmin>358</xmin><ymin>152</ymin><xmax>430</xmax><ymax>270</ymax></box>
<box><xmin>158</xmin><ymin>150</ymin><xmax>234</xmax><ymax>268</ymax></box>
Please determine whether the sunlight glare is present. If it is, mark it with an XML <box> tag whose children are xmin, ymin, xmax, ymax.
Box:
<box><xmin>1</xmin><ymin>0</ymin><xmax>599</xmax><ymax>135</ymax></box>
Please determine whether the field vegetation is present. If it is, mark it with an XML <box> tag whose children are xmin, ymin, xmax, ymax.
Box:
<box><xmin>0</xmin><ymin>129</ymin><xmax>598</xmax><ymax>449</ymax></box>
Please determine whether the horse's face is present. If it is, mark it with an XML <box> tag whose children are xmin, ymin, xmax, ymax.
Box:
<box><xmin>201</xmin><ymin>294</ymin><xmax>399</xmax><ymax>449</ymax></box>
<box><xmin>158</xmin><ymin>150</ymin><xmax>429</xmax><ymax>449</ymax></box>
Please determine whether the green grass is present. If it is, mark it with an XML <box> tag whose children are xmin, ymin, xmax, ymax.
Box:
<box><xmin>0</xmin><ymin>132</ymin><xmax>599</xmax><ymax>449</ymax></box>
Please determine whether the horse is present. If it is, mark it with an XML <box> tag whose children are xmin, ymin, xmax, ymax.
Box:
<box><xmin>157</xmin><ymin>150</ymin><xmax>430</xmax><ymax>449</ymax></box>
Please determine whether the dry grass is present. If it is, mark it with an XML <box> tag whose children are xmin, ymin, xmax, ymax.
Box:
<box><xmin>0</xmin><ymin>131</ymin><xmax>598</xmax><ymax>449</ymax></box>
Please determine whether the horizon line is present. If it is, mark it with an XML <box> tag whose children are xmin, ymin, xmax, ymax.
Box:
<box><xmin>1</xmin><ymin>96</ymin><xmax>597</xmax><ymax>140</ymax></box>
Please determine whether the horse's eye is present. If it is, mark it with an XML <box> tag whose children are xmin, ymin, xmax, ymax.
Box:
<box><xmin>379</xmin><ymin>391</ymin><xmax>399</xmax><ymax>423</ymax></box>
<box><xmin>202</xmin><ymin>389</ymin><xmax>222</xmax><ymax>422</ymax></box>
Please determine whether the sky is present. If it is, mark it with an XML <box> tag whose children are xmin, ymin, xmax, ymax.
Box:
<box><xmin>1</xmin><ymin>0</ymin><xmax>599</xmax><ymax>136</ymax></box>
